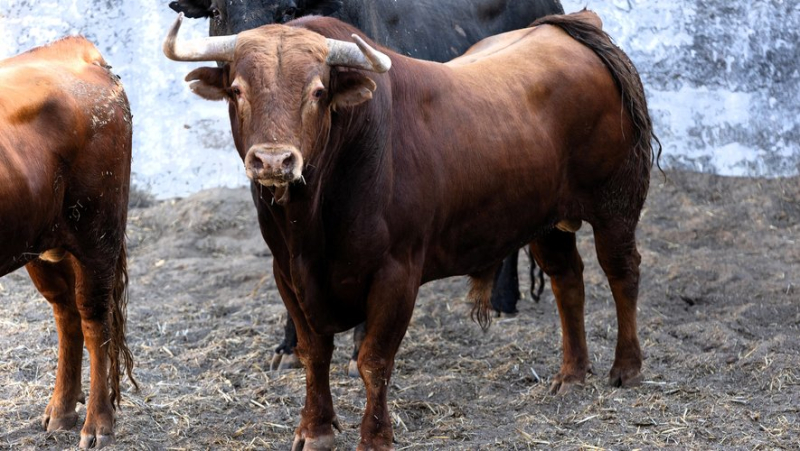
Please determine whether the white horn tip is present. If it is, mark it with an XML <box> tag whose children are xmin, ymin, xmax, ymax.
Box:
<box><xmin>351</xmin><ymin>34</ymin><xmax>391</xmax><ymax>73</ymax></box>
<box><xmin>163</xmin><ymin>12</ymin><xmax>185</xmax><ymax>61</ymax></box>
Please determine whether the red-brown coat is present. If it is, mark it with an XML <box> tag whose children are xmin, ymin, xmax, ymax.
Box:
<box><xmin>166</xmin><ymin>10</ymin><xmax>658</xmax><ymax>449</ymax></box>
<box><xmin>0</xmin><ymin>36</ymin><xmax>135</xmax><ymax>449</ymax></box>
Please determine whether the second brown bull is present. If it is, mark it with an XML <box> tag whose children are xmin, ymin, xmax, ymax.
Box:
<box><xmin>164</xmin><ymin>9</ymin><xmax>660</xmax><ymax>450</ymax></box>
<box><xmin>0</xmin><ymin>36</ymin><xmax>135</xmax><ymax>449</ymax></box>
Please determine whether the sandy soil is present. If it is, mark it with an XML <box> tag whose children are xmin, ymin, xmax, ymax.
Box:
<box><xmin>0</xmin><ymin>170</ymin><xmax>798</xmax><ymax>449</ymax></box>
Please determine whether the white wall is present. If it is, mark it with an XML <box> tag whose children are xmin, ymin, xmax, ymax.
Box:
<box><xmin>2</xmin><ymin>0</ymin><xmax>243</xmax><ymax>199</ymax></box>
<box><xmin>3</xmin><ymin>1</ymin><xmax>798</xmax><ymax>199</ymax></box>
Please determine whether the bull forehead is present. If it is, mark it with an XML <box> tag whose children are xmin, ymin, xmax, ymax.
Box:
<box><xmin>234</xmin><ymin>25</ymin><xmax>328</xmax><ymax>84</ymax></box>
<box><xmin>230</xmin><ymin>26</ymin><xmax>328</xmax><ymax>144</ymax></box>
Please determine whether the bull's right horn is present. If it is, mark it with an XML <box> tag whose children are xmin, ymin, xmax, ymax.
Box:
<box><xmin>326</xmin><ymin>34</ymin><xmax>392</xmax><ymax>73</ymax></box>
<box><xmin>163</xmin><ymin>12</ymin><xmax>237</xmax><ymax>62</ymax></box>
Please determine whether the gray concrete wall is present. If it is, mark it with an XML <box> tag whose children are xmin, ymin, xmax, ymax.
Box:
<box><xmin>562</xmin><ymin>0</ymin><xmax>800</xmax><ymax>176</ymax></box>
<box><xmin>2</xmin><ymin>1</ymin><xmax>797</xmax><ymax>199</ymax></box>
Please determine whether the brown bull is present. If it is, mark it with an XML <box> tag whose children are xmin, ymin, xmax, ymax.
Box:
<box><xmin>165</xmin><ymin>9</ymin><xmax>659</xmax><ymax>449</ymax></box>
<box><xmin>0</xmin><ymin>37</ymin><xmax>135</xmax><ymax>448</ymax></box>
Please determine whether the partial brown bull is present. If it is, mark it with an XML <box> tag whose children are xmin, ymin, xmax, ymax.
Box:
<box><xmin>0</xmin><ymin>37</ymin><xmax>136</xmax><ymax>448</ymax></box>
<box><xmin>165</xmin><ymin>9</ymin><xmax>659</xmax><ymax>449</ymax></box>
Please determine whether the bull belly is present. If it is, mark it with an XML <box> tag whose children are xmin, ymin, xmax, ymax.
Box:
<box><xmin>423</xmin><ymin>223</ymin><xmax>550</xmax><ymax>282</ymax></box>
<box><xmin>0</xmin><ymin>222</ymin><xmax>56</xmax><ymax>277</ymax></box>
<box><xmin>0</xmin><ymin>248</ymin><xmax>35</xmax><ymax>278</ymax></box>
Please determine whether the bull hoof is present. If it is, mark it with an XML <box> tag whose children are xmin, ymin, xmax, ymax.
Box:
<box><xmin>609</xmin><ymin>366</ymin><xmax>643</xmax><ymax>388</ymax></box>
<box><xmin>292</xmin><ymin>417</ymin><xmax>341</xmax><ymax>450</ymax></box>
<box><xmin>356</xmin><ymin>440</ymin><xmax>395</xmax><ymax>451</ymax></box>
<box><xmin>79</xmin><ymin>405</ymin><xmax>115</xmax><ymax>449</ymax></box>
<box><xmin>347</xmin><ymin>359</ymin><xmax>359</xmax><ymax>378</ymax></box>
<box><xmin>271</xmin><ymin>352</ymin><xmax>302</xmax><ymax>371</ymax></box>
<box><xmin>79</xmin><ymin>433</ymin><xmax>114</xmax><ymax>449</ymax></box>
<box><xmin>549</xmin><ymin>365</ymin><xmax>591</xmax><ymax>395</ymax></box>
<box><xmin>292</xmin><ymin>432</ymin><xmax>336</xmax><ymax>451</ymax></box>
<box><xmin>42</xmin><ymin>410</ymin><xmax>79</xmax><ymax>431</ymax></box>
<box><xmin>549</xmin><ymin>377</ymin><xmax>585</xmax><ymax>395</ymax></box>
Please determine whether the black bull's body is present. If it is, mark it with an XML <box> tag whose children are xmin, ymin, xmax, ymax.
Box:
<box><xmin>171</xmin><ymin>0</ymin><xmax>563</xmax><ymax>61</ymax></box>
<box><xmin>169</xmin><ymin>0</ymin><xmax>564</xmax><ymax>372</ymax></box>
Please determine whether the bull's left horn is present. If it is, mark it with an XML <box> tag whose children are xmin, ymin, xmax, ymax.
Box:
<box><xmin>163</xmin><ymin>12</ymin><xmax>237</xmax><ymax>62</ymax></box>
<box><xmin>326</xmin><ymin>34</ymin><xmax>391</xmax><ymax>73</ymax></box>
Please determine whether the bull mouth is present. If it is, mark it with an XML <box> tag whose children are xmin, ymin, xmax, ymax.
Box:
<box><xmin>250</xmin><ymin>175</ymin><xmax>297</xmax><ymax>188</ymax></box>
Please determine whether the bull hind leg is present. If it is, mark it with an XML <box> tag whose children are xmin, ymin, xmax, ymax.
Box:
<box><xmin>592</xmin><ymin>223</ymin><xmax>644</xmax><ymax>388</ymax></box>
<box><xmin>25</xmin><ymin>255</ymin><xmax>85</xmax><ymax>432</ymax></box>
<box><xmin>529</xmin><ymin>230</ymin><xmax>589</xmax><ymax>395</ymax></box>
<box><xmin>66</xmin><ymin>222</ymin><xmax>134</xmax><ymax>449</ymax></box>
<box><xmin>72</xmin><ymin>258</ymin><xmax>119</xmax><ymax>449</ymax></box>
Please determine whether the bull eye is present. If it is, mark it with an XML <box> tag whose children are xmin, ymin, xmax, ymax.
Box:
<box><xmin>312</xmin><ymin>88</ymin><xmax>325</xmax><ymax>100</ymax></box>
<box><xmin>228</xmin><ymin>86</ymin><xmax>243</xmax><ymax>103</ymax></box>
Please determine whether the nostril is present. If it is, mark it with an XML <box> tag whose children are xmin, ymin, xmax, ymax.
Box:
<box><xmin>248</xmin><ymin>155</ymin><xmax>264</xmax><ymax>172</ymax></box>
<box><xmin>280</xmin><ymin>152</ymin><xmax>294</xmax><ymax>171</ymax></box>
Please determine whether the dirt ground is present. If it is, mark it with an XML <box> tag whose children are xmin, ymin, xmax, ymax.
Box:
<box><xmin>0</xmin><ymin>170</ymin><xmax>798</xmax><ymax>449</ymax></box>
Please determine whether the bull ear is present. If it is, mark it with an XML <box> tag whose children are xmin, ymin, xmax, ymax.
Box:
<box><xmin>168</xmin><ymin>0</ymin><xmax>213</xmax><ymax>19</ymax></box>
<box><xmin>331</xmin><ymin>71</ymin><xmax>376</xmax><ymax>110</ymax></box>
<box><xmin>185</xmin><ymin>66</ymin><xmax>227</xmax><ymax>101</ymax></box>
<box><xmin>301</xmin><ymin>0</ymin><xmax>343</xmax><ymax>16</ymax></box>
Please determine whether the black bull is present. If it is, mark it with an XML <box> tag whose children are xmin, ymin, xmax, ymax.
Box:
<box><xmin>168</xmin><ymin>0</ymin><xmax>563</xmax><ymax>371</ymax></box>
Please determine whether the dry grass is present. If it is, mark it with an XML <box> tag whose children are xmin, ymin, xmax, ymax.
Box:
<box><xmin>0</xmin><ymin>173</ymin><xmax>798</xmax><ymax>449</ymax></box>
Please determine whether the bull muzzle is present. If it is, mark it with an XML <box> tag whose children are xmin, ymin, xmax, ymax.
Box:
<box><xmin>245</xmin><ymin>145</ymin><xmax>304</xmax><ymax>186</ymax></box>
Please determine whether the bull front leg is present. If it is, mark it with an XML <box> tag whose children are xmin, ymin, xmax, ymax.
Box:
<box><xmin>356</xmin><ymin>258</ymin><xmax>420</xmax><ymax>451</ymax></box>
<box><xmin>274</xmin><ymin>272</ymin><xmax>339</xmax><ymax>450</ymax></box>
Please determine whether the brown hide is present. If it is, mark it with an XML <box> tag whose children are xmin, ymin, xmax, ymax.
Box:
<box><xmin>183</xmin><ymin>10</ymin><xmax>657</xmax><ymax>449</ymax></box>
<box><xmin>0</xmin><ymin>36</ymin><xmax>135</xmax><ymax>448</ymax></box>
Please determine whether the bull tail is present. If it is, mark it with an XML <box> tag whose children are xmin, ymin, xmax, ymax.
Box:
<box><xmin>108</xmin><ymin>240</ymin><xmax>138</xmax><ymax>408</ymax></box>
<box><xmin>532</xmin><ymin>10</ymin><xmax>663</xmax><ymax>175</ymax></box>
<box><xmin>468</xmin><ymin>271</ymin><xmax>494</xmax><ymax>332</ymax></box>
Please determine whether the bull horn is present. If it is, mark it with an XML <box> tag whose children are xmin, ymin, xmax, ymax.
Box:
<box><xmin>163</xmin><ymin>12</ymin><xmax>237</xmax><ymax>62</ymax></box>
<box><xmin>326</xmin><ymin>34</ymin><xmax>391</xmax><ymax>73</ymax></box>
